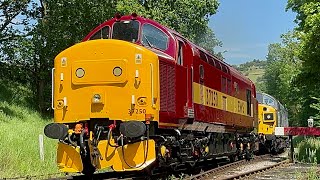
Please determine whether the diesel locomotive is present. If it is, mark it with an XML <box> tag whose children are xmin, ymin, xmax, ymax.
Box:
<box><xmin>257</xmin><ymin>92</ymin><xmax>289</xmax><ymax>153</ymax></box>
<box><xmin>45</xmin><ymin>14</ymin><xmax>265</xmax><ymax>175</ymax></box>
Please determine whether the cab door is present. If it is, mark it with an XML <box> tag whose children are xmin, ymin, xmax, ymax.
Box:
<box><xmin>175</xmin><ymin>38</ymin><xmax>189</xmax><ymax>119</ymax></box>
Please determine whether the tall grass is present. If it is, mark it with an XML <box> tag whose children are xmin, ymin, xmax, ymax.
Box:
<box><xmin>293</xmin><ymin>136</ymin><xmax>306</xmax><ymax>146</ymax></box>
<box><xmin>0</xmin><ymin>80</ymin><xmax>60</xmax><ymax>178</ymax></box>
<box><xmin>297</xmin><ymin>138</ymin><xmax>320</xmax><ymax>164</ymax></box>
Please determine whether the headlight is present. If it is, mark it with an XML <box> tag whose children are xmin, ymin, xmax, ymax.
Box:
<box><xmin>76</xmin><ymin>68</ymin><xmax>85</xmax><ymax>78</ymax></box>
<box><xmin>264</xmin><ymin>113</ymin><xmax>274</xmax><ymax>120</ymax></box>
<box><xmin>92</xmin><ymin>94</ymin><xmax>101</xmax><ymax>103</ymax></box>
<box><xmin>113</xmin><ymin>67</ymin><xmax>122</xmax><ymax>76</ymax></box>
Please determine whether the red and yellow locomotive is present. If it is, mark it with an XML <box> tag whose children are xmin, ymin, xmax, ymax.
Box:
<box><xmin>44</xmin><ymin>14</ymin><xmax>258</xmax><ymax>175</ymax></box>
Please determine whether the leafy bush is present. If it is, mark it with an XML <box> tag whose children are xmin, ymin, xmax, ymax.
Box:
<box><xmin>0</xmin><ymin>79</ymin><xmax>34</xmax><ymax>108</ymax></box>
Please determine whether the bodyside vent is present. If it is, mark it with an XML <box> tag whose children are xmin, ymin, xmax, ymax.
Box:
<box><xmin>159</xmin><ymin>60</ymin><xmax>176</xmax><ymax>112</ymax></box>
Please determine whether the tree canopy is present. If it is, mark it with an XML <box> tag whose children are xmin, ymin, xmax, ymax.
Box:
<box><xmin>259</xmin><ymin>0</ymin><xmax>320</xmax><ymax>126</ymax></box>
<box><xmin>286</xmin><ymin>0</ymin><xmax>320</xmax><ymax>125</ymax></box>
<box><xmin>117</xmin><ymin>0</ymin><xmax>221</xmax><ymax>54</ymax></box>
<box><xmin>261</xmin><ymin>31</ymin><xmax>302</xmax><ymax>125</ymax></box>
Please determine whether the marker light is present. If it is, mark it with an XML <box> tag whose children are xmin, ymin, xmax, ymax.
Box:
<box><xmin>92</xmin><ymin>94</ymin><xmax>101</xmax><ymax>103</ymax></box>
<box><xmin>76</xmin><ymin>68</ymin><xmax>85</xmax><ymax>78</ymax></box>
<box><xmin>113</xmin><ymin>67</ymin><xmax>122</xmax><ymax>76</ymax></box>
<box><xmin>115</xmin><ymin>13</ymin><xmax>121</xmax><ymax>21</ymax></box>
<box><xmin>131</xmin><ymin>13</ymin><xmax>138</xmax><ymax>20</ymax></box>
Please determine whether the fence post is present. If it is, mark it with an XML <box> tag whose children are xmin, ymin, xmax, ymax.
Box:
<box><xmin>39</xmin><ymin>134</ymin><xmax>44</xmax><ymax>161</ymax></box>
<box><xmin>289</xmin><ymin>135</ymin><xmax>294</xmax><ymax>163</ymax></box>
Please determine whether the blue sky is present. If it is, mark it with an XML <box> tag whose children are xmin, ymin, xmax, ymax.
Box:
<box><xmin>209</xmin><ymin>0</ymin><xmax>296</xmax><ymax>65</ymax></box>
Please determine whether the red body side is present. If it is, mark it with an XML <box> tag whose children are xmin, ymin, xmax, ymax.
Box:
<box><xmin>83</xmin><ymin>15</ymin><xmax>257</xmax><ymax>132</ymax></box>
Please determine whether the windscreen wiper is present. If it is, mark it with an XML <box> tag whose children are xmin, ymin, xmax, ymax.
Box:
<box><xmin>143</xmin><ymin>34</ymin><xmax>154</xmax><ymax>48</ymax></box>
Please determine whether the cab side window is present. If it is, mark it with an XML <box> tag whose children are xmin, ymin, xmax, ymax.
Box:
<box><xmin>142</xmin><ymin>24</ymin><xmax>168</xmax><ymax>50</ymax></box>
<box><xmin>177</xmin><ymin>41</ymin><xmax>184</xmax><ymax>65</ymax></box>
<box><xmin>90</xmin><ymin>26</ymin><xmax>110</xmax><ymax>40</ymax></box>
<box><xmin>246</xmin><ymin>89</ymin><xmax>252</xmax><ymax>116</ymax></box>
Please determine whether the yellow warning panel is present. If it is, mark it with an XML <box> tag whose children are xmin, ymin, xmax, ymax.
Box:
<box><xmin>91</xmin><ymin>139</ymin><xmax>156</xmax><ymax>172</ymax></box>
<box><xmin>113</xmin><ymin>139</ymin><xmax>156</xmax><ymax>171</ymax></box>
<box><xmin>91</xmin><ymin>139</ymin><xmax>117</xmax><ymax>169</ymax></box>
<box><xmin>57</xmin><ymin>142</ymin><xmax>83</xmax><ymax>172</ymax></box>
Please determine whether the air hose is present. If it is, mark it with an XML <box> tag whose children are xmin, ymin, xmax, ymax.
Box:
<box><xmin>79</xmin><ymin>129</ymin><xmax>87</xmax><ymax>157</ymax></box>
<box><xmin>68</xmin><ymin>133</ymin><xmax>77</xmax><ymax>147</ymax></box>
<box><xmin>107</xmin><ymin>127</ymin><xmax>120</xmax><ymax>148</ymax></box>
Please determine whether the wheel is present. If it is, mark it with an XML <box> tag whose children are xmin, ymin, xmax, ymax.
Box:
<box><xmin>245</xmin><ymin>149</ymin><xmax>253</xmax><ymax>161</ymax></box>
<box><xmin>82</xmin><ymin>166</ymin><xmax>95</xmax><ymax>178</ymax></box>
<box><xmin>81</xmin><ymin>150</ymin><xmax>96</xmax><ymax>177</ymax></box>
<box><xmin>229</xmin><ymin>155</ymin><xmax>238</xmax><ymax>162</ymax></box>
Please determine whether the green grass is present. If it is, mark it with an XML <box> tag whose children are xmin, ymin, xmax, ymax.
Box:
<box><xmin>0</xmin><ymin>80</ymin><xmax>61</xmax><ymax>178</ymax></box>
<box><xmin>242</xmin><ymin>67</ymin><xmax>265</xmax><ymax>83</ymax></box>
<box><xmin>296</xmin><ymin>137</ymin><xmax>320</xmax><ymax>164</ymax></box>
<box><xmin>295</xmin><ymin>163</ymin><xmax>320</xmax><ymax>180</ymax></box>
<box><xmin>293</xmin><ymin>136</ymin><xmax>307</xmax><ymax>146</ymax></box>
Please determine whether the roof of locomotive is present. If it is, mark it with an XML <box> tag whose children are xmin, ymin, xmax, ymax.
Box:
<box><xmin>256</xmin><ymin>92</ymin><xmax>285</xmax><ymax>110</ymax></box>
<box><xmin>83</xmin><ymin>14</ymin><xmax>253</xmax><ymax>86</ymax></box>
<box><xmin>83</xmin><ymin>14</ymin><xmax>175</xmax><ymax>42</ymax></box>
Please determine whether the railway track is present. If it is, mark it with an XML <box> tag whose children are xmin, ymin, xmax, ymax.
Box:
<box><xmin>186</xmin><ymin>154</ymin><xmax>289</xmax><ymax>180</ymax></box>
<box><xmin>1</xmin><ymin>154</ymin><xmax>288</xmax><ymax>180</ymax></box>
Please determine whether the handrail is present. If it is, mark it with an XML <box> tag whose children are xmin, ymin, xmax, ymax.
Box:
<box><xmin>150</xmin><ymin>63</ymin><xmax>155</xmax><ymax>107</ymax></box>
<box><xmin>191</xmin><ymin>66</ymin><xmax>194</xmax><ymax>105</ymax></box>
<box><xmin>51</xmin><ymin>68</ymin><xmax>55</xmax><ymax>110</ymax></box>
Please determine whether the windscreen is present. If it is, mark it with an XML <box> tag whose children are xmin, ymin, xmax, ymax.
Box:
<box><xmin>141</xmin><ymin>24</ymin><xmax>168</xmax><ymax>50</ymax></box>
<box><xmin>257</xmin><ymin>93</ymin><xmax>278</xmax><ymax>109</ymax></box>
<box><xmin>256</xmin><ymin>93</ymin><xmax>263</xmax><ymax>104</ymax></box>
<box><xmin>112</xmin><ymin>20</ymin><xmax>139</xmax><ymax>42</ymax></box>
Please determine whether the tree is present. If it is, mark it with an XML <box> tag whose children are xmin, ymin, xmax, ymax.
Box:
<box><xmin>262</xmin><ymin>31</ymin><xmax>301</xmax><ymax>125</ymax></box>
<box><xmin>194</xmin><ymin>27</ymin><xmax>222</xmax><ymax>55</ymax></box>
<box><xmin>287</xmin><ymin>0</ymin><xmax>320</xmax><ymax>125</ymax></box>
<box><xmin>0</xmin><ymin>0</ymin><xmax>31</xmax><ymax>43</ymax></box>
<box><xmin>28</xmin><ymin>0</ymin><xmax>117</xmax><ymax>112</ymax></box>
<box><xmin>0</xmin><ymin>0</ymin><xmax>36</xmax><ymax>88</ymax></box>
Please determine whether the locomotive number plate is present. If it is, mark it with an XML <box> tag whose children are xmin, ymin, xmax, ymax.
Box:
<box><xmin>128</xmin><ymin>108</ymin><xmax>146</xmax><ymax>115</ymax></box>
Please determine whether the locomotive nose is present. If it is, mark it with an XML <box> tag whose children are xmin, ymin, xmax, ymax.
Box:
<box><xmin>53</xmin><ymin>39</ymin><xmax>159</xmax><ymax>123</ymax></box>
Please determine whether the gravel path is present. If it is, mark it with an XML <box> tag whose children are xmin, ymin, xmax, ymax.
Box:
<box><xmin>208</xmin><ymin>157</ymin><xmax>282</xmax><ymax>179</ymax></box>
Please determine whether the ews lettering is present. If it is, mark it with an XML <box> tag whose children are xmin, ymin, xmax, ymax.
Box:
<box><xmin>237</xmin><ymin>101</ymin><xmax>245</xmax><ymax>114</ymax></box>
<box><xmin>205</xmin><ymin>88</ymin><xmax>218</xmax><ymax>107</ymax></box>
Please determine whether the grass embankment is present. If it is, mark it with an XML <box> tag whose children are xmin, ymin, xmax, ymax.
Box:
<box><xmin>243</xmin><ymin>66</ymin><xmax>265</xmax><ymax>84</ymax></box>
<box><xmin>0</xmin><ymin>80</ymin><xmax>60</xmax><ymax>178</ymax></box>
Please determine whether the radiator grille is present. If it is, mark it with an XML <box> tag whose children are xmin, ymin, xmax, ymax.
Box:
<box><xmin>160</xmin><ymin>61</ymin><xmax>167</xmax><ymax>111</ymax></box>
<box><xmin>167</xmin><ymin>64</ymin><xmax>176</xmax><ymax>112</ymax></box>
<box><xmin>159</xmin><ymin>61</ymin><xmax>176</xmax><ymax>112</ymax></box>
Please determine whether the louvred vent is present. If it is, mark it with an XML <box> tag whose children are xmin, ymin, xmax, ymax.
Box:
<box><xmin>160</xmin><ymin>61</ymin><xmax>167</xmax><ymax>111</ymax></box>
<box><xmin>159</xmin><ymin>60</ymin><xmax>176</xmax><ymax>112</ymax></box>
